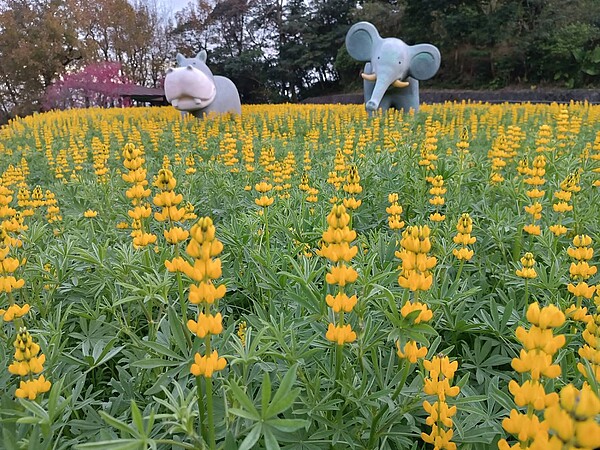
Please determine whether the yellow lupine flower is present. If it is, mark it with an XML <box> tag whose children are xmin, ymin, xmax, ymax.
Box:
<box><xmin>396</xmin><ymin>340</ymin><xmax>427</xmax><ymax>363</ymax></box>
<box><xmin>190</xmin><ymin>350</ymin><xmax>227</xmax><ymax>378</ymax></box>
<box><xmin>0</xmin><ymin>303</ymin><xmax>30</xmax><ymax>321</ymax></box>
<box><xmin>325</xmin><ymin>323</ymin><xmax>357</xmax><ymax>345</ymax></box>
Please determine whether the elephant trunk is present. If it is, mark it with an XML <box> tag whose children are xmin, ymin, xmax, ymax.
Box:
<box><xmin>365</xmin><ymin>74</ymin><xmax>396</xmax><ymax>111</ymax></box>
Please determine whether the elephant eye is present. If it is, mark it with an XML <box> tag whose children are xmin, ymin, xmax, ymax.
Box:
<box><xmin>377</xmin><ymin>56</ymin><xmax>380</xmax><ymax>59</ymax></box>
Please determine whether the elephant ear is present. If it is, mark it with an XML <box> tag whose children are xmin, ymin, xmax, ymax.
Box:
<box><xmin>346</xmin><ymin>22</ymin><xmax>381</xmax><ymax>61</ymax></box>
<box><xmin>176</xmin><ymin>53</ymin><xmax>186</xmax><ymax>66</ymax></box>
<box><xmin>196</xmin><ymin>50</ymin><xmax>207</xmax><ymax>63</ymax></box>
<box><xmin>409</xmin><ymin>44</ymin><xmax>441</xmax><ymax>80</ymax></box>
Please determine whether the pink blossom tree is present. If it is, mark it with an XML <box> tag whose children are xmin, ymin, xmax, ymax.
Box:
<box><xmin>43</xmin><ymin>62</ymin><xmax>136</xmax><ymax>110</ymax></box>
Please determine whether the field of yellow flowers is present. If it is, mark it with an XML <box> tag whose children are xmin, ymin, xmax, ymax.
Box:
<box><xmin>0</xmin><ymin>103</ymin><xmax>599</xmax><ymax>450</ymax></box>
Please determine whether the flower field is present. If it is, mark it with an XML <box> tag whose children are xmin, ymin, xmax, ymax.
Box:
<box><xmin>0</xmin><ymin>103</ymin><xmax>599</xmax><ymax>449</ymax></box>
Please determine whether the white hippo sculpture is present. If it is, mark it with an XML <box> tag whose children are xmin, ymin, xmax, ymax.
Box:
<box><xmin>164</xmin><ymin>51</ymin><xmax>241</xmax><ymax>117</ymax></box>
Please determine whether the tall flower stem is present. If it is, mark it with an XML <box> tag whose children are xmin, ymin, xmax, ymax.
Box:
<box><xmin>455</xmin><ymin>259</ymin><xmax>465</xmax><ymax>284</ymax></box>
<box><xmin>335</xmin><ymin>343</ymin><xmax>343</xmax><ymax>382</ymax></box>
<box><xmin>196</xmin><ymin>376</ymin><xmax>207</xmax><ymax>442</ymax></box>
<box><xmin>264</xmin><ymin>206</ymin><xmax>270</xmax><ymax>254</ymax></box>
<box><xmin>205</xmin><ymin>336</ymin><xmax>215</xmax><ymax>450</ymax></box>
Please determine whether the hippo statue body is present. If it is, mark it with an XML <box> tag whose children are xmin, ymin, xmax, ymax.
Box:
<box><xmin>345</xmin><ymin>22</ymin><xmax>441</xmax><ymax>114</ymax></box>
<box><xmin>164</xmin><ymin>51</ymin><xmax>241</xmax><ymax>117</ymax></box>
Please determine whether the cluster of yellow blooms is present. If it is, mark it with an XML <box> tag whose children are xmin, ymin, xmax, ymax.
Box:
<box><xmin>488</xmin><ymin>133</ymin><xmax>510</xmax><ymax>184</ymax></box>
<box><xmin>421</xmin><ymin>355</ymin><xmax>460</xmax><ymax>450</ymax></box>
<box><xmin>499</xmin><ymin>303</ymin><xmax>565</xmax><ymax>450</ymax></box>
<box><xmin>342</xmin><ymin>164</ymin><xmax>362</xmax><ymax>210</ymax></box>
<box><xmin>121</xmin><ymin>143</ymin><xmax>156</xmax><ymax>248</ymax></box>
<box><xmin>452</xmin><ymin>213</ymin><xmax>475</xmax><ymax>261</ymax></box>
<box><xmin>169</xmin><ymin>217</ymin><xmax>227</xmax><ymax>378</ymax></box>
<box><xmin>386</xmin><ymin>193</ymin><xmax>404</xmax><ymax>230</ymax></box>
<box><xmin>153</xmin><ymin>165</ymin><xmax>190</xmax><ymax>245</ymax></box>
<box><xmin>419</xmin><ymin>118</ymin><xmax>439</xmax><ymax>172</ymax></box>
<box><xmin>8</xmin><ymin>328</ymin><xmax>51</xmax><ymax>400</ymax></box>
<box><xmin>550</xmin><ymin>173</ymin><xmax>580</xmax><ymax>236</ymax></box>
<box><xmin>567</xmin><ymin>235</ymin><xmax>597</xmax><ymax>300</ymax></box>
<box><xmin>592</xmin><ymin>131</ymin><xmax>600</xmax><ymax>187</ymax></box>
<box><xmin>299</xmin><ymin>172</ymin><xmax>319</xmax><ymax>204</ymax></box>
<box><xmin>522</xmin><ymin>155</ymin><xmax>546</xmax><ymax>236</ymax></box>
<box><xmin>318</xmin><ymin>204</ymin><xmax>358</xmax><ymax>345</ymax></box>
<box><xmin>428</xmin><ymin>175</ymin><xmax>446</xmax><ymax>222</ymax></box>
<box><xmin>44</xmin><ymin>189</ymin><xmax>62</xmax><ymax>224</ymax></box>
<box><xmin>516</xmin><ymin>252</ymin><xmax>537</xmax><ymax>279</ymax></box>
<box><xmin>254</xmin><ymin>181</ymin><xmax>274</xmax><ymax>209</ymax></box>
<box><xmin>530</xmin><ymin>383</ymin><xmax>600</xmax><ymax>449</ymax></box>
<box><xmin>396</xmin><ymin>225</ymin><xmax>437</xmax><ymax>292</ymax></box>
<box><xmin>578</xmin><ymin>308</ymin><xmax>600</xmax><ymax>381</ymax></box>
<box><xmin>0</xmin><ymin>225</ymin><xmax>25</xmax><ymax>295</ymax></box>
<box><xmin>395</xmin><ymin>225</ymin><xmax>435</xmax><ymax>362</ymax></box>
<box><xmin>396</xmin><ymin>300</ymin><xmax>433</xmax><ymax>363</ymax></box>
<box><xmin>456</xmin><ymin>127</ymin><xmax>470</xmax><ymax>159</ymax></box>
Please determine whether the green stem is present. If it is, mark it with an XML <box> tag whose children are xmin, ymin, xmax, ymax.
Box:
<box><xmin>205</xmin><ymin>336</ymin><xmax>215</xmax><ymax>450</ymax></box>
<box><xmin>455</xmin><ymin>259</ymin><xmax>465</xmax><ymax>283</ymax></box>
<box><xmin>335</xmin><ymin>343</ymin><xmax>343</xmax><ymax>383</ymax></box>
<box><xmin>206</xmin><ymin>375</ymin><xmax>215</xmax><ymax>450</ymax></box>
<box><xmin>196</xmin><ymin>376</ymin><xmax>207</xmax><ymax>443</ymax></box>
<box><xmin>524</xmin><ymin>279</ymin><xmax>530</xmax><ymax>306</ymax></box>
<box><xmin>175</xmin><ymin>245</ymin><xmax>192</xmax><ymax>347</ymax></box>
<box><xmin>264</xmin><ymin>206</ymin><xmax>270</xmax><ymax>254</ymax></box>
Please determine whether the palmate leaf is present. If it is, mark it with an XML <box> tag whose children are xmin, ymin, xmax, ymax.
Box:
<box><xmin>228</xmin><ymin>380</ymin><xmax>261</xmax><ymax>420</ymax></box>
<box><xmin>229</xmin><ymin>364</ymin><xmax>307</xmax><ymax>447</ymax></box>
<box><xmin>238</xmin><ymin>424</ymin><xmax>262</xmax><ymax>450</ymax></box>
<box><xmin>265</xmin><ymin>364</ymin><xmax>299</xmax><ymax>417</ymax></box>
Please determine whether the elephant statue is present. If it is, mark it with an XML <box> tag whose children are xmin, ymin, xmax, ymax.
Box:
<box><xmin>345</xmin><ymin>22</ymin><xmax>441</xmax><ymax>114</ymax></box>
<box><xmin>164</xmin><ymin>51</ymin><xmax>242</xmax><ymax>117</ymax></box>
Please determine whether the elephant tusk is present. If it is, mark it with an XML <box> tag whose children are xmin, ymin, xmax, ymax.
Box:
<box><xmin>361</xmin><ymin>72</ymin><xmax>377</xmax><ymax>81</ymax></box>
<box><xmin>392</xmin><ymin>80</ymin><xmax>410</xmax><ymax>88</ymax></box>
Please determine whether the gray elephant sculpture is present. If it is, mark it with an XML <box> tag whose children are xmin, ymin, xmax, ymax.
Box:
<box><xmin>345</xmin><ymin>22</ymin><xmax>441</xmax><ymax>114</ymax></box>
<box><xmin>164</xmin><ymin>51</ymin><xmax>241</xmax><ymax>117</ymax></box>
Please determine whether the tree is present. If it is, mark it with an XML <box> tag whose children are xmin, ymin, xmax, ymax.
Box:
<box><xmin>42</xmin><ymin>61</ymin><xmax>136</xmax><ymax>110</ymax></box>
<box><xmin>0</xmin><ymin>0</ymin><xmax>84</xmax><ymax>118</ymax></box>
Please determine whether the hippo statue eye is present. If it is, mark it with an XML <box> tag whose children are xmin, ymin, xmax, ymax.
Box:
<box><xmin>398</xmin><ymin>61</ymin><xmax>402</xmax><ymax>64</ymax></box>
<box><xmin>377</xmin><ymin>56</ymin><xmax>380</xmax><ymax>59</ymax></box>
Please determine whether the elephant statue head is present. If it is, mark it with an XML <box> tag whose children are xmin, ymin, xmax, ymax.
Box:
<box><xmin>346</xmin><ymin>22</ymin><xmax>441</xmax><ymax>112</ymax></box>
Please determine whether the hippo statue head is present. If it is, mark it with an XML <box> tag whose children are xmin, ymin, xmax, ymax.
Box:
<box><xmin>164</xmin><ymin>51</ymin><xmax>217</xmax><ymax>112</ymax></box>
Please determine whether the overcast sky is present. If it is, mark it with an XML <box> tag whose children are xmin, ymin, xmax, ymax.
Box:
<box><xmin>132</xmin><ymin>0</ymin><xmax>190</xmax><ymax>17</ymax></box>
<box><xmin>159</xmin><ymin>0</ymin><xmax>189</xmax><ymax>14</ymax></box>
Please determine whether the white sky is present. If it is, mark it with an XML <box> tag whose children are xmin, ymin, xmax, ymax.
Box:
<box><xmin>130</xmin><ymin>0</ymin><xmax>191</xmax><ymax>18</ymax></box>
<box><xmin>158</xmin><ymin>0</ymin><xmax>190</xmax><ymax>15</ymax></box>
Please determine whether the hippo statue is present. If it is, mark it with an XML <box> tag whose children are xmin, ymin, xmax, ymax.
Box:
<box><xmin>345</xmin><ymin>22</ymin><xmax>441</xmax><ymax>114</ymax></box>
<box><xmin>164</xmin><ymin>51</ymin><xmax>242</xmax><ymax>117</ymax></box>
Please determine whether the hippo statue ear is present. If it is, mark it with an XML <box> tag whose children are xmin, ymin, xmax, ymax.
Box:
<box><xmin>409</xmin><ymin>44</ymin><xmax>441</xmax><ymax>80</ymax></box>
<box><xmin>346</xmin><ymin>22</ymin><xmax>381</xmax><ymax>61</ymax></box>
<box><xmin>176</xmin><ymin>53</ymin><xmax>186</xmax><ymax>66</ymax></box>
<box><xmin>196</xmin><ymin>50</ymin><xmax>207</xmax><ymax>63</ymax></box>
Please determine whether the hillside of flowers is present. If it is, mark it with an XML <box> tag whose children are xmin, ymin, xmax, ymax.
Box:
<box><xmin>0</xmin><ymin>103</ymin><xmax>599</xmax><ymax>450</ymax></box>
